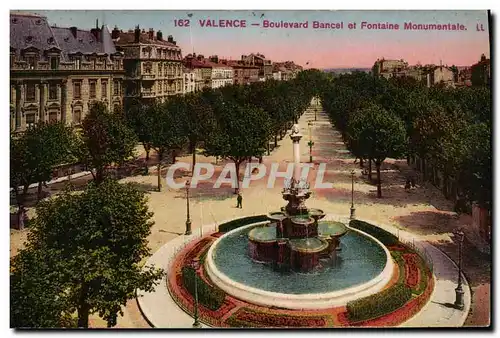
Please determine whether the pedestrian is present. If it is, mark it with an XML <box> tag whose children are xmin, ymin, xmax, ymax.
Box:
<box><xmin>404</xmin><ymin>178</ymin><xmax>411</xmax><ymax>191</ymax></box>
<box><xmin>410</xmin><ymin>176</ymin><xmax>416</xmax><ymax>188</ymax></box>
<box><xmin>237</xmin><ymin>192</ymin><xmax>243</xmax><ymax>209</ymax></box>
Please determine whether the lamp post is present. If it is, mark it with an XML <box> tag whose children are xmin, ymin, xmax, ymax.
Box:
<box><xmin>185</xmin><ymin>180</ymin><xmax>192</xmax><ymax>235</ymax></box>
<box><xmin>307</xmin><ymin>121</ymin><xmax>314</xmax><ymax>163</ymax></box>
<box><xmin>192</xmin><ymin>257</ymin><xmax>202</xmax><ymax>328</ymax></box>
<box><xmin>350</xmin><ymin>170</ymin><xmax>356</xmax><ymax>220</ymax></box>
<box><xmin>454</xmin><ymin>230</ymin><xmax>465</xmax><ymax>310</ymax></box>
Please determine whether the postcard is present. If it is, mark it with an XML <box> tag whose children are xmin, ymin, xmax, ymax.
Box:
<box><xmin>9</xmin><ymin>9</ymin><xmax>491</xmax><ymax>329</ymax></box>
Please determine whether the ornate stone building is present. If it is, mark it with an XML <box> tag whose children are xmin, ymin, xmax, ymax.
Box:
<box><xmin>226</xmin><ymin>60</ymin><xmax>259</xmax><ymax>85</ymax></box>
<box><xmin>241</xmin><ymin>53</ymin><xmax>273</xmax><ymax>81</ymax></box>
<box><xmin>10</xmin><ymin>13</ymin><xmax>124</xmax><ymax>132</ymax></box>
<box><xmin>182</xmin><ymin>67</ymin><xmax>197</xmax><ymax>94</ymax></box>
<box><xmin>113</xmin><ymin>26</ymin><xmax>183</xmax><ymax>109</ymax></box>
<box><xmin>183</xmin><ymin>54</ymin><xmax>213</xmax><ymax>91</ymax></box>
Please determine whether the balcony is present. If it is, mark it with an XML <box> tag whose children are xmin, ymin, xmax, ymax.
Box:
<box><xmin>142</xmin><ymin>74</ymin><xmax>156</xmax><ymax>80</ymax></box>
<box><xmin>141</xmin><ymin>90</ymin><xmax>156</xmax><ymax>98</ymax></box>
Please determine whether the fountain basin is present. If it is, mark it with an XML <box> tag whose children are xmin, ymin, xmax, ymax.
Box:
<box><xmin>268</xmin><ymin>211</ymin><xmax>287</xmax><ymax>222</ymax></box>
<box><xmin>205</xmin><ymin>220</ymin><xmax>394</xmax><ymax>309</ymax></box>
<box><xmin>308</xmin><ymin>208</ymin><xmax>326</xmax><ymax>220</ymax></box>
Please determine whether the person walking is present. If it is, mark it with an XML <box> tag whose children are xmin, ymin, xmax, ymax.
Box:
<box><xmin>236</xmin><ymin>192</ymin><xmax>243</xmax><ymax>209</ymax></box>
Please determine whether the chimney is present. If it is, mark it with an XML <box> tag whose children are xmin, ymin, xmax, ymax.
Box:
<box><xmin>210</xmin><ymin>55</ymin><xmax>219</xmax><ymax>64</ymax></box>
<box><xmin>148</xmin><ymin>28</ymin><xmax>154</xmax><ymax>40</ymax></box>
<box><xmin>134</xmin><ymin>25</ymin><xmax>140</xmax><ymax>43</ymax></box>
<box><xmin>70</xmin><ymin>26</ymin><xmax>78</xmax><ymax>39</ymax></box>
<box><xmin>167</xmin><ymin>35</ymin><xmax>174</xmax><ymax>43</ymax></box>
<box><xmin>91</xmin><ymin>28</ymin><xmax>100</xmax><ymax>42</ymax></box>
<box><xmin>90</xmin><ymin>20</ymin><xmax>101</xmax><ymax>42</ymax></box>
<box><xmin>156</xmin><ymin>30</ymin><xmax>163</xmax><ymax>41</ymax></box>
<box><xmin>112</xmin><ymin>26</ymin><xmax>120</xmax><ymax>39</ymax></box>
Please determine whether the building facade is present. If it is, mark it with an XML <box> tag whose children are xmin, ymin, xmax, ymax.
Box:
<box><xmin>208</xmin><ymin>56</ymin><xmax>233</xmax><ymax>88</ymax></box>
<box><xmin>273</xmin><ymin>61</ymin><xmax>303</xmax><ymax>81</ymax></box>
<box><xmin>113</xmin><ymin>26</ymin><xmax>183</xmax><ymax>109</ymax></box>
<box><xmin>183</xmin><ymin>54</ymin><xmax>212</xmax><ymax>91</ymax></box>
<box><xmin>10</xmin><ymin>13</ymin><xmax>124</xmax><ymax>132</ymax></box>
<box><xmin>182</xmin><ymin>67</ymin><xmax>197</xmax><ymax>94</ymax></box>
<box><xmin>241</xmin><ymin>53</ymin><xmax>273</xmax><ymax>80</ymax></box>
<box><xmin>371</xmin><ymin>58</ymin><xmax>409</xmax><ymax>78</ymax></box>
<box><xmin>471</xmin><ymin>54</ymin><xmax>491</xmax><ymax>87</ymax></box>
<box><xmin>228</xmin><ymin>61</ymin><xmax>259</xmax><ymax>85</ymax></box>
<box><xmin>427</xmin><ymin>66</ymin><xmax>455</xmax><ymax>87</ymax></box>
<box><xmin>272</xmin><ymin>71</ymin><xmax>282</xmax><ymax>81</ymax></box>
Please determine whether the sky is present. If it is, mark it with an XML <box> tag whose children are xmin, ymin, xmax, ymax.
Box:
<box><xmin>16</xmin><ymin>10</ymin><xmax>491</xmax><ymax>69</ymax></box>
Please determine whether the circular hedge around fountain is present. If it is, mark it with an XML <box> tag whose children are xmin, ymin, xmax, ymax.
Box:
<box><xmin>167</xmin><ymin>216</ymin><xmax>434</xmax><ymax>328</ymax></box>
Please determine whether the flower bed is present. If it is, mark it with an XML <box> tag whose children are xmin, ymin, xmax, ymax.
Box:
<box><xmin>346</xmin><ymin>284</ymin><xmax>413</xmax><ymax>323</ymax></box>
<box><xmin>349</xmin><ymin>220</ymin><xmax>399</xmax><ymax>246</ymax></box>
<box><xmin>226</xmin><ymin>307</ymin><xmax>328</xmax><ymax>328</ymax></box>
<box><xmin>349</xmin><ymin>270</ymin><xmax>434</xmax><ymax>327</ymax></box>
<box><xmin>403</xmin><ymin>253</ymin><xmax>420</xmax><ymax>289</ymax></box>
<box><xmin>166</xmin><ymin>220</ymin><xmax>435</xmax><ymax>328</ymax></box>
<box><xmin>182</xmin><ymin>266</ymin><xmax>225</xmax><ymax>311</ymax></box>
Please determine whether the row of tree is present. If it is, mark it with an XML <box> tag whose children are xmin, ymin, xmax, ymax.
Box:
<box><xmin>10</xmin><ymin>72</ymin><xmax>321</xmax><ymax>328</ymax></box>
<box><xmin>125</xmin><ymin>76</ymin><xmax>316</xmax><ymax>192</ymax></box>
<box><xmin>320</xmin><ymin>71</ymin><xmax>491</xmax><ymax>208</ymax></box>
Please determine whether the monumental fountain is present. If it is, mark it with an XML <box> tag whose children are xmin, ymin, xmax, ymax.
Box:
<box><xmin>203</xmin><ymin>124</ymin><xmax>394</xmax><ymax>309</ymax></box>
<box><xmin>247</xmin><ymin>124</ymin><xmax>348</xmax><ymax>272</ymax></box>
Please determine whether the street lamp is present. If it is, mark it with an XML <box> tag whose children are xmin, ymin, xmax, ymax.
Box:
<box><xmin>454</xmin><ymin>230</ymin><xmax>465</xmax><ymax>310</ymax></box>
<box><xmin>307</xmin><ymin>121</ymin><xmax>314</xmax><ymax>163</ymax></box>
<box><xmin>185</xmin><ymin>180</ymin><xmax>192</xmax><ymax>235</ymax></box>
<box><xmin>350</xmin><ymin>170</ymin><xmax>356</xmax><ymax>220</ymax></box>
<box><xmin>191</xmin><ymin>257</ymin><xmax>202</xmax><ymax>328</ymax></box>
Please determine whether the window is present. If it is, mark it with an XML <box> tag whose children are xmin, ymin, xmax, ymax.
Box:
<box><xmin>50</xmin><ymin>56</ymin><xmax>59</xmax><ymax>70</ymax></box>
<box><xmin>75</xmin><ymin>58</ymin><xmax>81</xmax><ymax>70</ymax></box>
<box><xmin>25</xmin><ymin>112</ymin><xmax>36</xmax><ymax>128</ymax></box>
<box><xmin>89</xmin><ymin>81</ymin><xmax>96</xmax><ymax>99</ymax></box>
<box><xmin>49</xmin><ymin>83</ymin><xmax>58</xmax><ymax>100</ymax></box>
<box><xmin>24</xmin><ymin>55</ymin><xmax>36</xmax><ymax>69</ymax></box>
<box><xmin>159</xmin><ymin>81</ymin><xmax>162</xmax><ymax>93</ymax></box>
<box><xmin>26</xmin><ymin>83</ymin><xmax>36</xmax><ymax>102</ymax></box>
<box><xmin>73</xmin><ymin>82</ymin><xmax>81</xmax><ymax>99</ymax></box>
<box><xmin>113</xmin><ymin>80</ymin><xmax>120</xmax><ymax>96</ymax></box>
<box><xmin>114</xmin><ymin>59</ymin><xmax>120</xmax><ymax>69</ymax></box>
<box><xmin>101</xmin><ymin>81</ymin><xmax>107</xmax><ymax>98</ymax></box>
<box><xmin>49</xmin><ymin>111</ymin><xmax>58</xmax><ymax>123</ymax></box>
<box><xmin>73</xmin><ymin>109</ymin><xmax>81</xmax><ymax>124</ymax></box>
<box><xmin>10</xmin><ymin>54</ymin><xmax>15</xmax><ymax>68</ymax></box>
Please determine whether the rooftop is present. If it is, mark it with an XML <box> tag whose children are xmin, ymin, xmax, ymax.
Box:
<box><xmin>10</xmin><ymin>13</ymin><xmax>116</xmax><ymax>61</ymax></box>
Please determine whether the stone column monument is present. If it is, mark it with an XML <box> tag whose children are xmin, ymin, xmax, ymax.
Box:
<box><xmin>290</xmin><ymin>124</ymin><xmax>302</xmax><ymax>181</ymax></box>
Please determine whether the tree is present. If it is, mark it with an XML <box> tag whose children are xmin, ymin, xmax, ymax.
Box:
<box><xmin>205</xmin><ymin>101</ymin><xmax>271</xmax><ymax>193</ymax></box>
<box><xmin>10</xmin><ymin>122</ymin><xmax>76</xmax><ymax>228</ymax></box>
<box><xmin>348</xmin><ymin>104</ymin><xmax>407</xmax><ymax>197</ymax></box>
<box><xmin>148</xmin><ymin>99</ymin><xmax>187</xmax><ymax>191</ymax></box>
<box><xmin>458</xmin><ymin>122</ymin><xmax>491</xmax><ymax>209</ymax></box>
<box><xmin>125</xmin><ymin>99</ymin><xmax>154</xmax><ymax>172</ymax></box>
<box><xmin>11</xmin><ymin>249</ymin><xmax>75</xmax><ymax>328</ymax></box>
<box><xmin>12</xmin><ymin>179</ymin><xmax>164</xmax><ymax>328</ymax></box>
<box><xmin>78</xmin><ymin>102</ymin><xmax>137</xmax><ymax>184</ymax></box>
<box><xmin>180</xmin><ymin>92</ymin><xmax>215</xmax><ymax>172</ymax></box>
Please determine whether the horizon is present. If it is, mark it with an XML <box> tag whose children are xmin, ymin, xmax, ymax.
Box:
<box><xmin>12</xmin><ymin>10</ymin><xmax>490</xmax><ymax>69</ymax></box>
